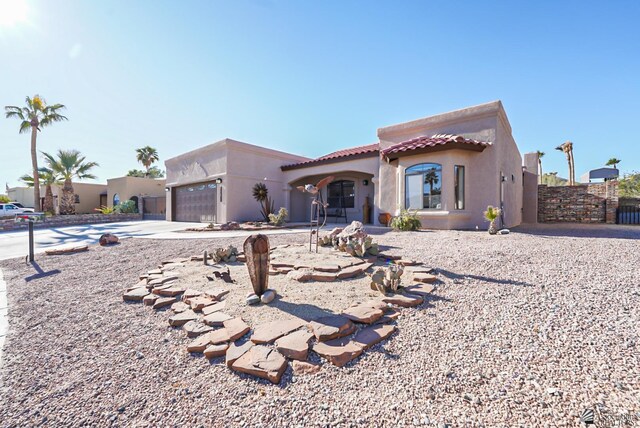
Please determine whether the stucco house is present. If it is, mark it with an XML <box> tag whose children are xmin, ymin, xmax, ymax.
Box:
<box><xmin>165</xmin><ymin>101</ymin><xmax>529</xmax><ymax>229</ymax></box>
<box><xmin>7</xmin><ymin>182</ymin><xmax>107</xmax><ymax>214</ymax></box>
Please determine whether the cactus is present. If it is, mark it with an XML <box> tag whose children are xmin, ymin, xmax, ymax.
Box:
<box><xmin>369</xmin><ymin>265</ymin><xmax>404</xmax><ymax>294</ymax></box>
<box><xmin>319</xmin><ymin>230</ymin><xmax>379</xmax><ymax>258</ymax></box>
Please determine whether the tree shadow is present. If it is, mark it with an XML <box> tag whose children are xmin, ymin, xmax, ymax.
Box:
<box><xmin>437</xmin><ymin>268</ymin><xmax>533</xmax><ymax>287</ymax></box>
<box><xmin>24</xmin><ymin>261</ymin><xmax>61</xmax><ymax>282</ymax></box>
<box><xmin>513</xmin><ymin>224</ymin><xmax>640</xmax><ymax>240</ymax></box>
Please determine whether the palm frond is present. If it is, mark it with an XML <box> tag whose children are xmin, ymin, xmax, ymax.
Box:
<box><xmin>19</xmin><ymin>120</ymin><xmax>32</xmax><ymax>134</ymax></box>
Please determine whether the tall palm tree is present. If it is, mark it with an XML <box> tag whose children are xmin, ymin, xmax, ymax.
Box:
<box><xmin>536</xmin><ymin>150</ymin><xmax>545</xmax><ymax>183</ymax></box>
<box><xmin>606</xmin><ymin>158</ymin><xmax>621</xmax><ymax>169</ymax></box>
<box><xmin>135</xmin><ymin>146</ymin><xmax>160</xmax><ymax>177</ymax></box>
<box><xmin>555</xmin><ymin>141</ymin><xmax>575</xmax><ymax>185</ymax></box>
<box><xmin>42</xmin><ymin>149</ymin><xmax>99</xmax><ymax>215</ymax></box>
<box><xmin>5</xmin><ymin>95</ymin><xmax>68</xmax><ymax>211</ymax></box>
<box><xmin>19</xmin><ymin>167</ymin><xmax>62</xmax><ymax>214</ymax></box>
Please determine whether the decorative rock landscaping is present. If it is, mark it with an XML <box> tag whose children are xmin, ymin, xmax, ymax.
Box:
<box><xmin>120</xmin><ymin>239</ymin><xmax>437</xmax><ymax>384</ymax></box>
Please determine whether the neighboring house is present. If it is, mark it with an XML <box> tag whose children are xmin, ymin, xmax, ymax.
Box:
<box><xmin>580</xmin><ymin>167</ymin><xmax>619</xmax><ymax>183</ymax></box>
<box><xmin>165</xmin><ymin>101</ymin><xmax>528</xmax><ymax>229</ymax></box>
<box><xmin>7</xmin><ymin>183</ymin><xmax>107</xmax><ymax>214</ymax></box>
<box><xmin>106</xmin><ymin>176</ymin><xmax>166</xmax><ymax>215</ymax></box>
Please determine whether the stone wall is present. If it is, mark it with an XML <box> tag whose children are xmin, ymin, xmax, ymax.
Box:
<box><xmin>538</xmin><ymin>181</ymin><xmax>618</xmax><ymax>223</ymax></box>
<box><xmin>0</xmin><ymin>213</ymin><xmax>143</xmax><ymax>232</ymax></box>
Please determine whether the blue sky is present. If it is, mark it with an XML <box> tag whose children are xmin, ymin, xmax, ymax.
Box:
<box><xmin>1</xmin><ymin>0</ymin><xmax>639</xmax><ymax>188</ymax></box>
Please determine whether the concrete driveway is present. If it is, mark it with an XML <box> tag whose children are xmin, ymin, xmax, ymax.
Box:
<box><xmin>0</xmin><ymin>220</ymin><xmax>309</xmax><ymax>261</ymax></box>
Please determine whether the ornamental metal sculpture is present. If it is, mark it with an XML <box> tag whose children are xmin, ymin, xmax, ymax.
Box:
<box><xmin>243</xmin><ymin>234</ymin><xmax>270</xmax><ymax>296</ymax></box>
<box><xmin>296</xmin><ymin>175</ymin><xmax>334</xmax><ymax>252</ymax></box>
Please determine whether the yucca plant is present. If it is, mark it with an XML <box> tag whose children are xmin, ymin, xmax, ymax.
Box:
<box><xmin>483</xmin><ymin>205</ymin><xmax>501</xmax><ymax>235</ymax></box>
<box><xmin>252</xmin><ymin>182</ymin><xmax>274</xmax><ymax>221</ymax></box>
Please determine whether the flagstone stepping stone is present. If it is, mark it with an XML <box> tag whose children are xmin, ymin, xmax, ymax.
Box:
<box><xmin>143</xmin><ymin>294</ymin><xmax>158</xmax><ymax>306</ymax></box>
<box><xmin>226</xmin><ymin>341</ymin><xmax>254</xmax><ymax>367</ymax></box>
<box><xmin>403</xmin><ymin>283</ymin><xmax>435</xmax><ymax>297</ymax></box>
<box><xmin>183</xmin><ymin>289</ymin><xmax>203</xmax><ymax>299</ymax></box>
<box><xmin>381</xmin><ymin>293</ymin><xmax>423</xmax><ymax>308</ymax></box>
<box><xmin>231</xmin><ymin>345</ymin><xmax>288</xmax><ymax>384</ymax></box>
<box><xmin>139</xmin><ymin>273</ymin><xmax>149</xmax><ymax>280</ymax></box>
<box><xmin>161</xmin><ymin>258</ymin><xmax>188</xmax><ymax>265</ymax></box>
<box><xmin>313</xmin><ymin>337</ymin><xmax>363</xmax><ymax>367</ymax></box>
<box><xmin>127</xmin><ymin>279</ymin><xmax>148</xmax><ymax>291</ymax></box>
<box><xmin>183</xmin><ymin>321</ymin><xmax>213</xmax><ymax>337</ymax></box>
<box><xmin>311</xmin><ymin>272</ymin><xmax>337</xmax><ymax>282</ymax></box>
<box><xmin>375</xmin><ymin>309</ymin><xmax>400</xmax><ymax>325</ymax></box>
<box><xmin>153</xmin><ymin>287</ymin><xmax>185</xmax><ymax>297</ymax></box>
<box><xmin>413</xmin><ymin>273</ymin><xmax>437</xmax><ymax>283</ymax></box>
<box><xmin>351</xmin><ymin>259</ymin><xmax>366</xmax><ymax>266</ymax></box>
<box><xmin>210</xmin><ymin>318</ymin><xmax>250</xmax><ymax>344</ymax></box>
<box><xmin>202</xmin><ymin>301</ymin><xmax>226</xmax><ymax>315</ymax></box>
<box><xmin>251</xmin><ymin>319</ymin><xmax>306</xmax><ymax>344</ymax></box>
<box><xmin>204</xmin><ymin>343</ymin><xmax>229</xmax><ymax>359</ymax></box>
<box><xmin>353</xmin><ymin>324</ymin><xmax>396</xmax><ymax>350</ymax></box>
<box><xmin>260</xmin><ymin>290</ymin><xmax>276</xmax><ymax>304</ymax></box>
<box><xmin>123</xmin><ymin>287</ymin><xmax>149</xmax><ymax>302</ymax></box>
<box><xmin>341</xmin><ymin>304</ymin><xmax>384</xmax><ymax>324</ymax></box>
<box><xmin>277</xmin><ymin>267</ymin><xmax>293</xmax><ymax>274</ymax></box>
<box><xmin>309</xmin><ymin>315</ymin><xmax>356</xmax><ymax>342</ymax></box>
<box><xmin>203</xmin><ymin>311</ymin><xmax>233</xmax><ymax>326</ymax></box>
<box><xmin>313</xmin><ymin>264</ymin><xmax>340</xmax><ymax>273</ymax></box>
<box><xmin>271</xmin><ymin>262</ymin><xmax>295</xmax><ymax>269</ymax></box>
<box><xmin>204</xmin><ymin>288</ymin><xmax>230</xmax><ymax>301</ymax></box>
<box><xmin>161</xmin><ymin>262</ymin><xmax>184</xmax><ymax>271</ymax></box>
<box><xmin>287</xmin><ymin>269</ymin><xmax>313</xmax><ymax>282</ymax></box>
<box><xmin>396</xmin><ymin>259</ymin><xmax>420</xmax><ymax>266</ymax></box>
<box><xmin>291</xmin><ymin>360</ymin><xmax>322</xmax><ymax>376</ymax></box>
<box><xmin>153</xmin><ymin>297</ymin><xmax>177</xmax><ymax>309</ymax></box>
<box><xmin>169</xmin><ymin>310</ymin><xmax>199</xmax><ymax>327</ymax></box>
<box><xmin>275</xmin><ymin>329</ymin><xmax>314</xmax><ymax>360</ymax></box>
<box><xmin>187</xmin><ymin>333</ymin><xmax>212</xmax><ymax>352</ymax></box>
<box><xmin>336</xmin><ymin>265</ymin><xmax>364</xmax><ymax>279</ymax></box>
<box><xmin>268</xmin><ymin>268</ymin><xmax>280</xmax><ymax>276</ymax></box>
<box><xmin>148</xmin><ymin>269</ymin><xmax>162</xmax><ymax>275</ymax></box>
<box><xmin>188</xmin><ymin>296</ymin><xmax>216</xmax><ymax>311</ymax></box>
<box><xmin>294</xmin><ymin>263</ymin><xmax>312</xmax><ymax>270</ymax></box>
<box><xmin>171</xmin><ymin>301</ymin><xmax>190</xmax><ymax>313</ymax></box>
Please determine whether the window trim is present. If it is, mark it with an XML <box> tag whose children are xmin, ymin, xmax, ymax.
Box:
<box><xmin>404</xmin><ymin>162</ymin><xmax>443</xmax><ymax>210</ymax></box>
<box><xmin>454</xmin><ymin>165</ymin><xmax>465</xmax><ymax>210</ymax></box>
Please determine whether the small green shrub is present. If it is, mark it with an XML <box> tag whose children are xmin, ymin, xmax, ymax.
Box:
<box><xmin>94</xmin><ymin>205</ymin><xmax>115</xmax><ymax>214</ymax></box>
<box><xmin>268</xmin><ymin>207</ymin><xmax>288</xmax><ymax>226</ymax></box>
<box><xmin>115</xmin><ymin>200</ymin><xmax>138</xmax><ymax>214</ymax></box>
<box><xmin>390</xmin><ymin>209</ymin><xmax>421</xmax><ymax>231</ymax></box>
<box><xmin>0</xmin><ymin>195</ymin><xmax>11</xmax><ymax>203</ymax></box>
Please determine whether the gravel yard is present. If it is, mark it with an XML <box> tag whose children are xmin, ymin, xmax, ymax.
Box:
<box><xmin>0</xmin><ymin>225</ymin><xmax>639</xmax><ymax>427</ymax></box>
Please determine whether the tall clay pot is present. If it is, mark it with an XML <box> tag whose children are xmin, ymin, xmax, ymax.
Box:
<box><xmin>378</xmin><ymin>212</ymin><xmax>392</xmax><ymax>226</ymax></box>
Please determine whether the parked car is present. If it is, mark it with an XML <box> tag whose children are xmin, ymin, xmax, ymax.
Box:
<box><xmin>0</xmin><ymin>203</ymin><xmax>35</xmax><ymax>217</ymax></box>
<box><xmin>10</xmin><ymin>202</ymin><xmax>34</xmax><ymax>209</ymax></box>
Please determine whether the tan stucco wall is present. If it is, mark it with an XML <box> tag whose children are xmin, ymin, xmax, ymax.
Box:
<box><xmin>8</xmin><ymin>183</ymin><xmax>107</xmax><ymax>214</ymax></box>
<box><xmin>164</xmin><ymin>139</ymin><xmax>309</xmax><ymax>222</ymax></box>
<box><xmin>107</xmin><ymin>176</ymin><xmax>166</xmax><ymax>208</ymax></box>
<box><xmin>377</xmin><ymin>101</ymin><xmax>522</xmax><ymax>229</ymax></box>
<box><xmin>7</xmin><ymin>187</ymin><xmax>35</xmax><ymax>208</ymax></box>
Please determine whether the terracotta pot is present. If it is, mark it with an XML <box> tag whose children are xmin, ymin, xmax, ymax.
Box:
<box><xmin>378</xmin><ymin>212</ymin><xmax>392</xmax><ymax>226</ymax></box>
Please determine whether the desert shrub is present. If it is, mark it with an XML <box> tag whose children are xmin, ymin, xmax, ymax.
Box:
<box><xmin>619</xmin><ymin>171</ymin><xmax>640</xmax><ymax>198</ymax></box>
<box><xmin>390</xmin><ymin>209</ymin><xmax>421</xmax><ymax>231</ymax></box>
<box><xmin>0</xmin><ymin>195</ymin><xmax>10</xmax><ymax>203</ymax></box>
<box><xmin>115</xmin><ymin>200</ymin><xmax>138</xmax><ymax>214</ymax></box>
<box><xmin>268</xmin><ymin>207</ymin><xmax>288</xmax><ymax>226</ymax></box>
<box><xmin>94</xmin><ymin>205</ymin><xmax>115</xmax><ymax>214</ymax></box>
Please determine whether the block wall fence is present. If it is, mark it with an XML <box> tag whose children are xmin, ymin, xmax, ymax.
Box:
<box><xmin>537</xmin><ymin>181</ymin><xmax>618</xmax><ymax>223</ymax></box>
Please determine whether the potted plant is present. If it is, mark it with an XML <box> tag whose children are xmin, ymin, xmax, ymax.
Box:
<box><xmin>483</xmin><ymin>205</ymin><xmax>501</xmax><ymax>234</ymax></box>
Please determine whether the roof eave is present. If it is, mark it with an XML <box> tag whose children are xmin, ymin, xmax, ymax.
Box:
<box><xmin>382</xmin><ymin>142</ymin><xmax>489</xmax><ymax>162</ymax></box>
<box><xmin>281</xmin><ymin>150</ymin><xmax>379</xmax><ymax>171</ymax></box>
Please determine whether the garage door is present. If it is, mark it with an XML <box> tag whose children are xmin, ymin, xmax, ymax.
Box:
<box><xmin>174</xmin><ymin>182</ymin><xmax>217</xmax><ymax>223</ymax></box>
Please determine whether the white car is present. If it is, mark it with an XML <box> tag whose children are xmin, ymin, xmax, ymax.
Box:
<box><xmin>0</xmin><ymin>203</ymin><xmax>35</xmax><ymax>217</ymax></box>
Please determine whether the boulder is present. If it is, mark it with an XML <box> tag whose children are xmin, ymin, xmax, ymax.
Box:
<box><xmin>336</xmin><ymin>221</ymin><xmax>366</xmax><ymax>241</ymax></box>
<box><xmin>260</xmin><ymin>289</ymin><xmax>276</xmax><ymax>304</ymax></box>
<box><xmin>313</xmin><ymin>337</ymin><xmax>363</xmax><ymax>367</ymax></box>
<box><xmin>275</xmin><ymin>329</ymin><xmax>314</xmax><ymax>360</ymax></box>
<box><xmin>309</xmin><ymin>316</ymin><xmax>356</xmax><ymax>342</ymax></box>
<box><xmin>231</xmin><ymin>346</ymin><xmax>288</xmax><ymax>384</ymax></box>
<box><xmin>251</xmin><ymin>319</ymin><xmax>306</xmax><ymax>344</ymax></box>
<box><xmin>99</xmin><ymin>233</ymin><xmax>119</xmax><ymax>246</ymax></box>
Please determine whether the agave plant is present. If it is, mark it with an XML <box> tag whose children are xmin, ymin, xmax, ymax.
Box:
<box><xmin>252</xmin><ymin>182</ymin><xmax>275</xmax><ymax>221</ymax></box>
<box><xmin>483</xmin><ymin>205</ymin><xmax>501</xmax><ymax>235</ymax></box>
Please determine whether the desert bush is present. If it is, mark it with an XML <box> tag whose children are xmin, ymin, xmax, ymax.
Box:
<box><xmin>115</xmin><ymin>200</ymin><xmax>138</xmax><ymax>214</ymax></box>
<box><xmin>390</xmin><ymin>209</ymin><xmax>421</xmax><ymax>231</ymax></box>
<box><xmin>268</xmin><ymin>207</ymin><xmax>288</xmax><ymax>226</ymax></box>
<box><xmin>94</xmin><ymin>205</ymin><xmax>115</xmax><ymax>214</ymax></box>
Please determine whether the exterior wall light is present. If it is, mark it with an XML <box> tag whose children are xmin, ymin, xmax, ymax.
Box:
<box><xmin>214</xmin><ymin>178</ymin><xmax>223</xmax><ymax>184</ymax></box>
<box><xmin>363</xmin><ymin>179</ymin><xmax>369</xmax><ymax>186</ymax></box>
<box><xmin>164</xmin><ymin>187</ymin><xmax>170</xmax><ymax>192</ymax></box>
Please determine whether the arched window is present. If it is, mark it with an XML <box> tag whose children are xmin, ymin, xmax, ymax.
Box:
<box><xmin>113</xmin><ymin>193</ymin><xmax>120</xmax><ymax>206</ymax></box>
<box><xmin>405</xmin><ymin>163</ymin><xmax>442</xmax><ymax>209</ymax></box>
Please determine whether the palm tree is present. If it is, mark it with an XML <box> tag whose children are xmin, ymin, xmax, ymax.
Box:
<box><xmin>555</xmin><ymin>141</ymin><xmax>575</xmax><ymax>185</ymax></box>
<box><xmin>5</xmin><ymin>95</ymin><xmax>68</xmax><ymax>211</ymax></box>
<box><xmin>42</xmin><ymin>149</ymin><xmax>99</xmax><ymax>215</ymax></box>
<box><xmin>606</xmin><ymin>158</ymin><xmax>621</xmax><ymax>170</ymax></box>
<box><xmin>135</xmin><ymin>146</ymin><xmax>160</xmax><ymax>177</ymax></box>
<box><xmin>19</xmin><ymin>167</ymin><xmax>62</xmax><ymax>214</ymax></box>
<box><xmin>536</xmin><ymin>150</ymin><xmax>545</xmax><ymax>183</ymax></box>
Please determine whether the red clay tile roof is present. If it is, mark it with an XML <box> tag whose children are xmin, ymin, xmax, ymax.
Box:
<box><xmin>281</xmin><ymin>143</ymin><xmax>379</xmax><ymax>171</ymax></box>
<box><xmin>381</xmin><ymin>134</ymin><xmax>492</xmax><ymax>160</ymax></box>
